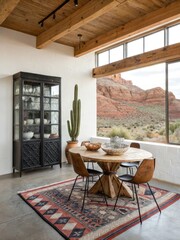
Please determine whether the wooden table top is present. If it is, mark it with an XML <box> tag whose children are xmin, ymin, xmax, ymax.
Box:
<box><xmin>69</xmin><ymin>146</ymin><xmax>153</xmax><ymax>163</ymax></box>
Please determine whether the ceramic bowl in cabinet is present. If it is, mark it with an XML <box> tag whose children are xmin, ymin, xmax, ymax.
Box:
<box><xmin>23</xmin><ymin>131</ymin><xmax>34</xmax><ymax>140</ymax></box>
<box><xmin>34</xmin><ymin>134</ymin><xmax>40</xmax><ymax>139</ymax></box>
<box><xmin>44</xmin><ymin>134</ymin><xmax>50</xmax><ymax>139</ymax></box>
<box><xmin>35</xmin><ymin>118</ymin><xmax>40</xmax><ymax>124</ymax></box>
<box><xmin>26</xmin><ymin>119</ymin><xmax>34</xmax><ymax>125</ymax></box>
<box><xmin>44</xmin><ymin>119</ymin><xmax>48</xmax><ymax>124</ymax></box>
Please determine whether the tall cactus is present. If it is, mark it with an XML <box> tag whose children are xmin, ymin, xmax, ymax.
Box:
<box><xmin>67</xmin><ymin>84</ymin><xmax>81</xmax><ymax>141</ymax></box>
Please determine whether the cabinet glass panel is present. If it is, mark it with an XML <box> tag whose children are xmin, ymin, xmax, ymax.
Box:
<box><xmin>44</xmin><ymin>83</ymin><xmax>59</xmax><ymax>97</ymax></box>
<box><xmin>51</xmin><ymin>125</ymin><xmax>59</xmax><ymax>136</ymax></box>
<box><xmin>14</xmin><ymin>80</ymin><xmax>20</xmax><ymax>95</ymax></box>
<box><xmin>14</xmin><ymin>110</ymin><xmax>19</xmax><ymax>125</ymax></box>
<box><xmin>14</xmin><ymin>96</ymin><xmax>19</xmax><ymax>110</ymax></box>
<box><xmin>44</xmin><ymin>125</ymin><xmax>59</xmax><ymax>138</ymax></box>
<box><xmin>44</xmin><ymin>98</ymin><xmax>59</xmax><ymax>111</ymax></box>
<box><xmin>44</xmin><ymin>111</ymin><xmax>59</xmax><ymax>124</ymax></box>
<box><xmin>14</xmin><ymin>126</ymin><xmax>19</xmax><ymax>140</ymax></box>
<box><xmin>23</xmin><ymin>96</ymin><xmax>40</xmax><ymax>110</ymax></box>
<box><xmin>23</xmin><ymin>82</ymin><xmax>40</xmax><ymax>96</ymax></box>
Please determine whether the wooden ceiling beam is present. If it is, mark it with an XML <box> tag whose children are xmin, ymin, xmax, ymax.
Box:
<box><xmin>36</xmin><ymin>0</ymin><xmax>120</xmax><ymax>49</ymax></box>
<box><xmin>75</xmin><ymin>0</ymin><xmax>180</xmax><ymax>57</ymax></box>
<box><xmin>0</xmin><ymin>0</ymin><xmax>20</xmax><ymax>24</ymax></box>
<box><xmin>92</xmin><ymin>43</ymin><xmax>180</xmax><ymax>78</ymax></box>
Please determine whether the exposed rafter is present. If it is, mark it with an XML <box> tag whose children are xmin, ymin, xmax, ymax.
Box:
<box><xmin>92</xmin><ymin>43</ymin><xmax>180</xmax><ymax>78</ymax></box>
<box><xmin>75</xmin><ymin>1</ymin><xmax>180</xmax><ymax>57</ymax></box>
<box><xmin>0</xmin><ymin>0</ymin><xmax>20</xmax><ymax>24</ymax></box>
<box><xmin>36</xmin><ymin>0</ymin><xmax>120</xmax><ymax>49</ymax></box>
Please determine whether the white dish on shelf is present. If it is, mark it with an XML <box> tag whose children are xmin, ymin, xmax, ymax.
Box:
<box><xmin>26</xmin><ymin>119</ymin><xmax>34</xmax><ymax>125</ymax></box>
<box><xmin>23</xmin><ymin>131</ymin><xmax>34</xmax><ymax>140</ymax></box>
<box><xmin>44</xmin><ymin>119</ymin><xmax>48</xmax><ymax>124</ymax></box>
<box><xmin>35</xmin><ymin>118</ymin><xmax>40</xmax><ymax>124</ymax></box>
<box><xmin>34</xmin><ymin>134</ymin><xmax>40</xmax><ymax>139</ymax></box>
<box><xmin>44</xmin><ymin>134</ymin><xmax>50</xmax><ymax>139</ymax></box>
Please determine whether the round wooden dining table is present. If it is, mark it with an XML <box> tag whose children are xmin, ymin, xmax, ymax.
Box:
<box><xmin>69</xmin><ymin>146</ymin><xmax>153</xmax><ymax>198</ymax></box>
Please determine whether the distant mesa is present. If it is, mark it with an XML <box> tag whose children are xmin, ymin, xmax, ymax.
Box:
<box><xmin>97</xmin><ymin>74</ymin><xmax>179</xmax><ymax>119</ymax></box>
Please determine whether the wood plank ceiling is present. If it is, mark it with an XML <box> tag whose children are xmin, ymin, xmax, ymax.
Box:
<box><xmin>1</xmin><ymin>0</ymin><xmax>179</xmax><ymax>57</ymax></box>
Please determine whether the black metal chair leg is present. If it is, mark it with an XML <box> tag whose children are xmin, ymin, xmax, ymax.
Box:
<box><xmin>147</xmin><ymin>183</ymin><xmax>161</xmax><ymax>213</ymax></box>
<box><xmin>134</xmin><ymin>184</ymin><xmax>142</xmax><ymax>224</ymax></box>
<box><xmin>99</xmin><ymin>176</ymin><xmax>108</xmax><ymax>206</ymax></box>
<box><xmin>81</xmin><ymin>178</ymin><xmax>88</xmax><ymax>212</ymax></box>
<box><xmin>113</xmin><ymin>181</ymin><xmax>123</xmax><ymax>210</ymax></box>
<box><xmin>68</xmin><ymin>175</ymin><xmax>79</xmax><ymax>201</ymax></box>
<box><xmin>131</xmin><ymin>183</ymin><xmax>135</xmax><ymax>200</ymax></box>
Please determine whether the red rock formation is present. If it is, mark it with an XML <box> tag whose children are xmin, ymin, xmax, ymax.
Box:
<box><xmin>97</xmin><ymin>74</ymin><xmax>178</xmax><ymax>119</ymax></box>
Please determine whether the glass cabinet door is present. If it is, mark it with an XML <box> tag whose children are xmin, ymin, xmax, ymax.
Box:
<box><xmin>23</xmin><ymin>81</ymin><xmax>41</xmax><ymax>140</ymax></box>
<box><xmin>43</xmin><ymin>83</ymin><xmax>60</xmax><ymax>139</ymax></box>
<box><xmin>13</xmin><ymin>80</ymin><xmax>20</xmax><ymax>140</ymax></box>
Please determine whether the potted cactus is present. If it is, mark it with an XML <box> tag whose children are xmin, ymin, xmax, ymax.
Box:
<box><xmin>65</xmin><ymin>84</ymin><xmax>81</xmax><ymax>163</ymax></box>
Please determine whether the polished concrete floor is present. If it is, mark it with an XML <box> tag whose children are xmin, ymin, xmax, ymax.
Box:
<box><xmin>0</xmin><ymin>163</ymin><xmax>180</xmax><ymax>240</ymax></box>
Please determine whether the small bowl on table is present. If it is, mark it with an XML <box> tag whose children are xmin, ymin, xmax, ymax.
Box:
<box><xmin>84</xmin><ymin>142</ymin><xmax>101</xmax><ymax>151</ymax></box>
<box><xmin>101</xmin><ymin>143</ymin><xmax>129</xmax><ymax>156</ymax></box>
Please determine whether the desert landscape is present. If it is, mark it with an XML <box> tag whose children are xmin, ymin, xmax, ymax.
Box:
<box><xmin>97</xmin><ymin>74</ymin><xmax>180</xmax><ymax>143</ymax></box>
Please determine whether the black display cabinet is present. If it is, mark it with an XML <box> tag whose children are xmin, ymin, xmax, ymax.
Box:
<box><xmin>13</xmin><ymin>72</ymin><xmax>61</xmax><ymax>176</ymax></box>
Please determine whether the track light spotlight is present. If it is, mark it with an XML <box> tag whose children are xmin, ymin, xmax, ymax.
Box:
<box><xmin>74</xmin><ymin>0</ymin><xmax>78</xmax><ymax>7</ymax></box>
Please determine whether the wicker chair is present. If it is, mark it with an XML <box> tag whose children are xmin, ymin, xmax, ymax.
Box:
<box><xmin>120</xmin><ymin>142</ymin><xmax>140</xmax><ymax>174</ymax></box>
<box><xmin>114</xmin><ymin>158</ymin><xmax>161</xmax><ymax>224</ymax></box>
<box><xmin>68</xmin><ymin>152</ymin><xmax>108</xmax><ymax>211</ymax></box>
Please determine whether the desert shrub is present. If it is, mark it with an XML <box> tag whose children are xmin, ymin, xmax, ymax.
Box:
<box><xmin>106</xmin><ymin>126</ymin><xmax>131</xmax><ymax>139</ymax></box>
<box><xmin>159</xmin><ymin>128</ymin><xmax>165</xmax><ymax>135</ymax></box>
<box><xmin>169</xmin><ymin>122</ymin><xmax>180</xmax><ymax>133</ymax></box>
<box><xmin>146</xmin><ymin>131</ymin><xmax>153</xmax><ymax>138</ymax></box>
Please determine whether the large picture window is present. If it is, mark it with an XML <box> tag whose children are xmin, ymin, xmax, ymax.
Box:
<box><xmin>96</xmin><ymin>23</ymin><xmax>180</xmax><ymax>145</ymax></box>
<box><xmin>167</xmin><ymin>61</ymin><xmax>180</xmax><ymax>144</ymax></box>
<box><xmin>97</xmin><ymin>61</ymin><xmax>180</xmax><ymax>144</ymax></box>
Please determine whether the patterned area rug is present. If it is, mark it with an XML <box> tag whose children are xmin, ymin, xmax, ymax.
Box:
<box><xmin>18</xmin><ymin>178</ymin><xmax>180</xmax><ymax>240</ymax></box>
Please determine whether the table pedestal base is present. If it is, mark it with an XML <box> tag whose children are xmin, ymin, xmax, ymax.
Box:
<box><xmin>89</xmin><ymin>162</ymin><xmax>132</xmax><ymax>198</ymax></box>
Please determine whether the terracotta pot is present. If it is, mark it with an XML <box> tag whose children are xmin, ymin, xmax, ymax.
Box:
<box><xmin>65</xmin><ymin>140</ymin><xmax>79</xmax><ymax>164</ymax></box>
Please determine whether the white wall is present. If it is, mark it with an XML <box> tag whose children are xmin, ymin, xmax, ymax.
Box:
<box><xmin>91</xmin><ymin>137</ymin><xmax>180</xmax><ymax>185</ymax></box>
<box><xmin>0</xmin><ymin>27</ymin><xmax>96</xmax><ymax>175</ymax></box>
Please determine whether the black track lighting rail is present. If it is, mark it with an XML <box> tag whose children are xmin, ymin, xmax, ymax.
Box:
<box><xmin>38</xmin><ymin>0</ymin><xmax>78</xmax><ymax>27</ymax></box>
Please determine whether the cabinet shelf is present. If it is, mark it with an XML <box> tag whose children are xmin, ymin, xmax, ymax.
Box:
<box><xmin>13</xmin><ymin>72</ymin><xmax>61</xmax><ymax>177</ymax></box>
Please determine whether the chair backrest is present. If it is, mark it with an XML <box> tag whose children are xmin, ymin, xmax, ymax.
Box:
<box><xmin>132</xmin><ymin>158</ymin><xmax>155</xmax><ymax>184</ymax></box>
<box><xmin>130</xmin><ymin>142</ymin><xmax>140</xmax><ymax>148</ymax></box>
<box><xmin>70</xmin><ymin>152</ymin><xmax>89</xmax><ymax>177</ymax></box>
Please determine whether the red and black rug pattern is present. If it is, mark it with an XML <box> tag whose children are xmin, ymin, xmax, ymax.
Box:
<box><xmin>18</xmin><ymin>178</ymin><xmax>180</xmax><ymax>240</ymax></box>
